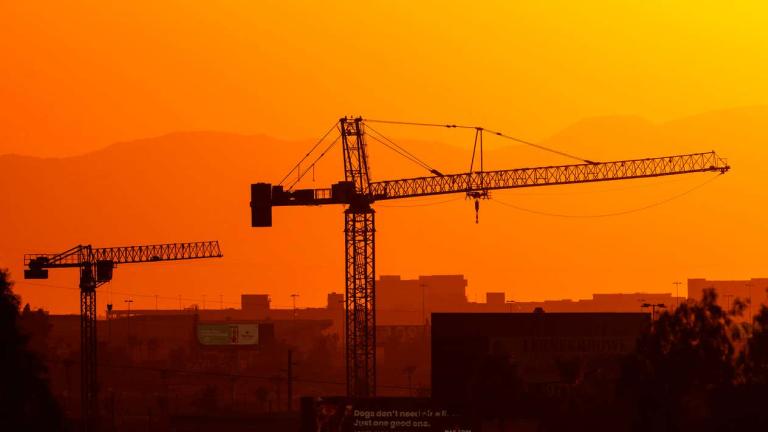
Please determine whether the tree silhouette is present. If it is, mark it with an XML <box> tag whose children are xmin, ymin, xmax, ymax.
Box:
<box><xmin>743</xmin><ymin>305</ymin><xmax>768</xmax><ymax>384</ymax></box>
<box><xmin>0</xmin><ymin>269</ymin><xmax>64</xmax><ymax>430</ymax></box>
<box><xmin>714</xmin><ymin>304</ymin><xmax>768</xmax><ymax>429</ymax></box>
<box><xmin>618</xmin><ymin>288</ymin><xmax>751</xmax><ymax>431</ymax></box>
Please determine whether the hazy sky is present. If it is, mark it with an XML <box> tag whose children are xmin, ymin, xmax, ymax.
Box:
<box><xmin>2</xmin><ymin>1</ymin><xmax>767</xmax><ymax>156</ymax></box>
<box><xmin>2</xmin><ymin>1</ymin><xmax>768</xmax><ymax>313</ymax></box>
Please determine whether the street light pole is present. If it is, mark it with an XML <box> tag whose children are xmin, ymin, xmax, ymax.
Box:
<box><xmin>747</xmin><ymin>283</ymin><xmax>753</xmax><ymax>326</ymax></box>
<box><xmin>506</xmin><ymin>300</ymin><xmax>515</xmax><ymax>313</ymax></box>
<box><xmin>724</xmin><ymin>294</ymin><xmax>734</xmax><ymax>313</ymax></box>
<box><xmin>291</xmin><ymin>294</ymin><xmax>299</xmax><ymax>321</ymax></box>
<box><xmin>124</xmin><ymin>299</ymin><xmax>133</xmax><ymax>316</ymax></box>
<box><xmin>641</xmin><ymin>303</ymin><xmax>666</xmax><ymax>321</ymax></box>
<box><xmin>418</xmin><ymin>283</ymin><xmax>427</xmax><ymax>325</ymax></box>
<box><xmin>124</xmin><ymin>298</ymin><xmax>134</xmax><ymax>335</ymax></box>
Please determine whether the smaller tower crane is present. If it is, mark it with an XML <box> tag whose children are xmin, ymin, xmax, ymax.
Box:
<box><xmin>24</xmin><ymin>241</ymin><xmax>223</xmax><ymax>432</ymax></box>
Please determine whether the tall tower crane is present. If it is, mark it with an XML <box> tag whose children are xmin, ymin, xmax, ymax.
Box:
<box><xmin>250</xmin><ymin>116</ymin><xmax>730</xmax><ymax>397</ymax></box>
<box><xmin>24</xmin><ymin>241</ymin><xmax>223</xmax><ymax>432</ymax></box>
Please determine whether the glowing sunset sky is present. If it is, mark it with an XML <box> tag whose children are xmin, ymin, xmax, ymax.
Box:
<box><xmin>2</xmin><ymin>1</ymin><xmax>767</xmax><ymax>313</ymax></box>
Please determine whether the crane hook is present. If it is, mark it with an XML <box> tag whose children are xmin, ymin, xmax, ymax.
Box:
<box><xmin>474</xmin><ymin>199</ymin><xmax>480</xmax><ymax>224</ymax></box>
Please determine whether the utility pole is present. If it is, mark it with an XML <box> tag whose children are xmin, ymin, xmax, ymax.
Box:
<box><xmin>419</xmin><ymin>283</ymin><xmax>426</xmax><ymax>325</ymax></box>
<box><xmin>125</xmin><ymin>298</ymin><xmax>133</xmax><ymax>315</ymax></box>
<box><xmin>403</xmin><ymin>366</ymin><xmax>416</xmax><ymax>397</ymax></box>
<box><xmin>641</xmin><ymin>303</ymin><xmax>666</xmax><ymax>321</ymax></box>
<box><xmin>124</xmin><ymin>298</ymin><xmax>134</xmax><ymax>334</ymax></box>
<box><xmin>291</xmin><ymin>294</ymin><xmax>299</xmax><ymax>320</ymax></box>
<box><xmin>107</xmin><ymin>303</ymin><xmax>113</xmax><ymax>339</ymax></box>
<box><xmin>287</xmin><ymin>350</ymin><xmax>294</xmax><ymax>411</ymax></box>
<box><xmin>673</xmin><ymin>281</ymin><xmax>681</xmax><ymax>309</ymax></box>
<box><xmin>747</xmin><ymin>283</ymin><xmax>753</xmax><ymax>326</ymax></box>
<box><xmin>202</xmin><ymin>294</ymin><xmax>206</xmax><ymax>310</ymax></box>
<box><xmin>724</xmin><ymin>294</ymin><xmax>734</xmax><ymax>313</ymax></box>
<box><xmin>506</xmin><ymin>300</ymin><xmax>515</xmax><ymax>313</ymax></box>
<box><xmin>420</xmin><ymin>283</ymin><xmax>429</xmax><ymax>376</ymax></box>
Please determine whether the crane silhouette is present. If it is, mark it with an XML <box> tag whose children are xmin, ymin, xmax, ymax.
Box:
<box><xmin>24</xmin><ymin>241</ymin><xmax>223</xmax><ymax>431</ymax></box>
<box><xmin>250</xmin><ymin>116</ymin><xmax>730</xmax><ymax>397</ymax></box>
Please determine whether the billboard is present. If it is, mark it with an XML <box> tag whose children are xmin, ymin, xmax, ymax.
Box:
<box><xmin>197</xmin><ymin>323</ymin><xmax>259</xmax><ymax>345</ymax></box>
<box><xmin>301</xmin><ymin>397</ymin><xmax>474</xmax><ymax>432</ymax></box>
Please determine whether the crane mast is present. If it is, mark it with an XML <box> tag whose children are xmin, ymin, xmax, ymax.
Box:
<box><xmin>24</xmin><ymin>241</ymin><xmax>223</xmax><ymax>432</ymax></box>
<box><xmin>340</xmin><ymin>118</ymin><xmax>377</xmax><ymax>397</ymax></box>
<box><xmin>250</xmin><ymin>116</ymin><xmax>730</xmax><ymax>397</ymax></box>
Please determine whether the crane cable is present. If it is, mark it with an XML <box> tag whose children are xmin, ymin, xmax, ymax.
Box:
<box><xmin>365</xmin><ymin>125</ymin><xmax>443</xmax><ymax>176</ymax></box>
<box><xmin>491</xmin><ymin>173</ymin><xmax>722</xmax><ymax>218</ymax></box>
<box><xmin>285</xmin><ymin>134</ymin><xmax>341</xmax><ymax>191</ymax></box>
<box><xmin>378</xmin><ymin>196</ymin><xmax>464</xmax><ymax>208</ymax></box>
<box><xmin>278</xmin><ymin>122</ymin><xmax>338</xmax><ymax>186</ymax></box>
<box><xmin>363</xmin><ymin>118</ymin><xmax>595</xmax><ymax>164</ymax></box>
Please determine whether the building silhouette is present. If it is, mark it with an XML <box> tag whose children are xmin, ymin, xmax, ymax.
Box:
<box><xmin>688</xmin><ymin>278</ymin><xmax>768</xmax><ymax>320</ymax></box>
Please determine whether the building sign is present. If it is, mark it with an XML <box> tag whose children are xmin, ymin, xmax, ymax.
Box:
<box><xmin>301</xmin><ymin>397</ymin><xmax>473</xmax><ymax>432</ymax></box>
<box><xmin>197</xmin><ymin>323</ymin><xmax>259</xmax><ymax>345</ymax></box>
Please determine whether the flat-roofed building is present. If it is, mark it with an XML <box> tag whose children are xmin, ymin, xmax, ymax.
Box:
<box><xmin>688</xmin><ymin>278</ymin><xmax>768</xmax><ymax>319</ymax></box>
<box><xmin>377</xmin><ymin>275</ymin><xmax>469</xmax><ymax>325</ymax></box>
<box><xmin>432</xmin><ymin>312</ymin><xmax>650</xmax><ymax>409</ymax></box>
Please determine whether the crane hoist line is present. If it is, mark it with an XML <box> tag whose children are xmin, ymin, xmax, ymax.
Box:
<box><xmin>249</xmin><ymin>116</ymin><xmax>730</xmax><ymax>398</ymax></box>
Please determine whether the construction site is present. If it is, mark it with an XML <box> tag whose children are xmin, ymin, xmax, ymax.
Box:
<box><xmin>7</xmin><ymin>113</ymin><xmax>756</xmax><ymax>432</ymax></box>
<box><xmin>7</xmin><ymin>3</ymin><xmax>768</xmax><ymax>430</ymax></box>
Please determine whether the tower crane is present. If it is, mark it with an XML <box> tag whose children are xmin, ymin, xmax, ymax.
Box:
<box><xmin>24</xmin><ymin>241</ymin><xmax>223</xmax><ymax>432</ymax></box>
<box><xmin>250</xmin><ymin>116</ymin><xmax>730</xmax><ymax>397</ymax></box>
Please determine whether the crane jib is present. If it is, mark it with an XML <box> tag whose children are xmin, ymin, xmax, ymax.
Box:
<box><xmin>250</xmin><ymin>151</ymin><xmax>729</xmax><ymax>226</ymax></box>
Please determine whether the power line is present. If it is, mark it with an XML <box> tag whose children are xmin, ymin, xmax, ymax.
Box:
<box><xmin>16</xmin><ymin>280</ymin><xmax>245</xmax><ymax>307</ymax></box>
<box><xmin>16</xmin><ymin>280</ymin><xmax>314</xmax><ymax>310</ymax></box>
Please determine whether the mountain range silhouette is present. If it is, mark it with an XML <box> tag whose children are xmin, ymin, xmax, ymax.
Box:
<box><xmin>2</xmin><ymin>107</ymin><xmax>765</xmax><ymax>312</ymax></box>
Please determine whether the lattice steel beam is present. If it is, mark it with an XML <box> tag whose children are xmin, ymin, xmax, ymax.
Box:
<box><xmin>25</xmin><ymin>241</ymin><xmax>222</xmax><ymax>268</ymax></box>
<box><xmin>369</xmin><ymin>152</ymin><xmax>730</xmax><ymax>201</ymax></box>
<box><xmin>345</xmin><ymin>207</ymin><xmax>376</xmax><ymax>397</ymax></box>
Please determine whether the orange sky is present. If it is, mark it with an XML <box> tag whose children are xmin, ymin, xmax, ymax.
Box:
<box><xmin>2</xmin><ymin>1</ymin><xmax>767</xmax><ymax>156</ymax></box>
<box><xmin>2</xmin><ymin>1</ymin><xmax>768</xmax><ymax>313</ymax></box>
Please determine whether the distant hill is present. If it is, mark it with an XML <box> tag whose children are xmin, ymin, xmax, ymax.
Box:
<box><xmin>1</xmin><ymin>107</ymin><xmax>766</xmax><ymax>313</ymax></box>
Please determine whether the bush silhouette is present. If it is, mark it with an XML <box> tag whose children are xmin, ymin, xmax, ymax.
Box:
<box><xmin>0</xmin><ymin>269</ymin><xmax>64</xmax><ymax>430</ymax></box>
